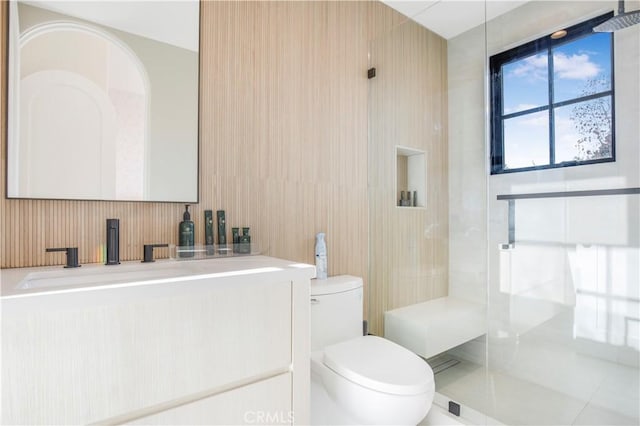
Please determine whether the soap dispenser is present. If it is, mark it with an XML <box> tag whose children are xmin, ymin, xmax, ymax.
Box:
<box><xmin>179</xmin><ymin>205</ymin><xmax>195</xmax><ymax>257</ymax></box>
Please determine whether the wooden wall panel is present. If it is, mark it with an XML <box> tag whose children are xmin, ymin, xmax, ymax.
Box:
<box><xmin>0</xmin><ymin>1</ymin><xmax>446</xmax><ymax>329</ymax></box>
<box><xmin>368</xmin><ymin>19</ymin><xmax>449</xmax><ymax>335</ymax></box>
<box><xmin>199</xmin><ymin>1</ymin><xmax>371</xmax><ymax>279</ymax></box>
<box><xmin>1</xmin><ymin>1</ymin><xmax>372</xmax><ymax>272</ymax></box>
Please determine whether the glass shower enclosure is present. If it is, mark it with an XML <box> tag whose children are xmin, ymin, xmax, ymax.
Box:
<box><xmin>368</xmin><ymin>1</ymin><xmax>639</xmax><ymax>424</ymax></box>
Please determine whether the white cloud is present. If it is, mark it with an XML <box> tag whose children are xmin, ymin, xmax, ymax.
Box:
<box><xmin>553</xmin><ymin>52</ymin><xmax>601</xmax><ymax>80</ymax></box>
<box><xmin>510</xmin><ymin>54</ymin><xmax>547</xmax><ymax>82</ymax></box>
<box><xmin>507</xmin><ymin>52</ymin><xmax>601</xmax><ymax>82</ymax></box>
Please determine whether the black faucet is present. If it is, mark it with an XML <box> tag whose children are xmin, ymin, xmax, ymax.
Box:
<box><xmin>142</xmin><ymin>243</ymin><xmax>169</xmax><ymax>263</ymax></box>
<box><xmin>106</xmin><ymin>219</ymin><xmax>120</xmax><ymax>265</ymax></box>
<box><xmin>45</xmin><ymin>247</ymin><xmax>80</xmax><ymax>268</ymax></box>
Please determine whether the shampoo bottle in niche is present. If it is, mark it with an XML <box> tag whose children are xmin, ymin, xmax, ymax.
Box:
<box><xmin>315</xmin><ymin>232</ymin><xmax>328</xmax><ymax>280</ymax></box>
<box><xmin>179</xmin><ymin>205</ymin><xmax>194</xmax><ymax>257</ymax></box>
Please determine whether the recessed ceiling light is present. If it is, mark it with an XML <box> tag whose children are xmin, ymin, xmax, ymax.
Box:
<box><xmin>551</xmin><ymin>29</ymin><xmax>567</xmax><ymax>39</ymax></box>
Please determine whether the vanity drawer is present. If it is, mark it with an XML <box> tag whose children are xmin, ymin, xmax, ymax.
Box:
<box><xmin>1</xmin><ymin>278</ymin><xmax>293</xmax><ymax>425</ymax></box>
<box><xmin>129</xmin><ymin>373</ymin><xmax>292</xmax><ymax>425</ymax></box>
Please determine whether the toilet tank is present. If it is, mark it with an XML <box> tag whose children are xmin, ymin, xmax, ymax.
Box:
<box><xmin>310</xmin><ymin>275</ymin><xmax>363</xmax><ymax>351</ymax></box>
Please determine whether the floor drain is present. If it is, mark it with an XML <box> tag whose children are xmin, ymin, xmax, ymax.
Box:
<box><xmin>431</xmin><ymin>358</ymin><xmax>460</xmax><ymax>375</ymax></box>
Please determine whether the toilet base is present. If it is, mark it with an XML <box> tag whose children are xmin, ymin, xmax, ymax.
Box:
<box><xmin>311</xmin><ymin>370</ymin><xmax>359</xmax><ymax>425</ymax></box>
<box><xmin>311</xmin><ymin>352</ymin><xmax>433</xmax><ymax>425</ymax></box>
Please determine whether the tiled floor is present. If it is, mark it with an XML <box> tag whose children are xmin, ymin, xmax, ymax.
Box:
<box><xmin>419</xmin><ymin>403</ymin><xmax>468</xmax><ymax>426</ymax></box>
<box><xmin>430</xmin><ymin>342</ymin><xmax>640</xmax><ymax>425</ymax></box>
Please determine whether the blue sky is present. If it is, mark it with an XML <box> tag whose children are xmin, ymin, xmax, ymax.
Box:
<box><xmin>500</xmin><ymin>33</ymin><xmax>612</xmax><ymax>168</ymax></box>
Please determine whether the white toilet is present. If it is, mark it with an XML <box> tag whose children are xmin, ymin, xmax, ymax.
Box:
<box><xmin>310</xmin><ymin>275</ymin><xmax>435</xmax><ymax>425</ymax></box>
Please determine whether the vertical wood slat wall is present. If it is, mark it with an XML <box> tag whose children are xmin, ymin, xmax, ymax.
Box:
<box><xmin>368</xmin><ymin>20</ymin><xmax>449</xmax><ymax>335</ymax></box>
<box><xmin>0</xmin><ymin>2</ymin><xmax>446</xmax><ymax>329</ymax></box>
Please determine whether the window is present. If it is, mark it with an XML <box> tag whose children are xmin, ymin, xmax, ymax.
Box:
<box><xmin>490</xmin><ymin>13</ymin><xmax>615</xmax><ymax>174</ymax></box>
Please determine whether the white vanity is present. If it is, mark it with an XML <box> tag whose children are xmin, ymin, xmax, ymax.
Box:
<box><xmin>1</xmin><ymin>256</ymin><xmax>314</xmax><ymax>425</ymax></box>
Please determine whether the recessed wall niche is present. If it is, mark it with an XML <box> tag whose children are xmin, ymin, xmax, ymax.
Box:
<box><xmin>396</xmin><ymin>146</ymin><xmax>426</xmax><ymax>208</ymax></box>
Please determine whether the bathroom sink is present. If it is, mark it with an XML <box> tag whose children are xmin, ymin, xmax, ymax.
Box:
<box><xmin>17</xmin><ymin>265</ymin><xmax>187</xmax><ymax>290</ymax></box>
<box><xmin>1</xmin><ymin>255</ymin><xmax>291</xmax><ymax>298</ymax></box>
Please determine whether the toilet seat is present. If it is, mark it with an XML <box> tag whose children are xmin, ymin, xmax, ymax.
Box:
<box><xmin>322</xmin><ymin>335</ymin><xmax>433</xmax><ymax>396</ymax></box>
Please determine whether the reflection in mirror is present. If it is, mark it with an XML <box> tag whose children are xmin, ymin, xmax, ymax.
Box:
<box><xmin>7</xmin><ymin>1</ymin><xmax>199</xmax><ymax>202</ymax></box>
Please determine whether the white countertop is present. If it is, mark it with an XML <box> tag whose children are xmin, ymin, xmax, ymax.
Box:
<box><xmin>1</xmin><ymin>255</ymin><xmax>315</xmax><ymax>300</ymax></box>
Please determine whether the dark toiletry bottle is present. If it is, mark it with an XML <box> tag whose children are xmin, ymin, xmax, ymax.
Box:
<box><xmin>232</xmin><ymin>227</ymin><xmax>240</xmax><ymax>253</ymax></box>
<box><xmin>238</xmin><ymin>227</ymin><xmax>251</xmax><ymax>254</ymax></box>
<box><xmin>205</xmin><ymin>210</ymin><xmax>214</xmax><ymax>255</ymax></box>
<box><xmin>179</xmin><ymin>205</ymin><xmax>195</xmax><ymax>257</ymax></box>
<box><xmin>106</xmin><ymin>219</ymin><xmax>120</xmax><ymax>265</ymax></box>
<box><xmin>217</xmin><ymin>210</ymin><xmax>227</xmax><ymax>254</ymax></box>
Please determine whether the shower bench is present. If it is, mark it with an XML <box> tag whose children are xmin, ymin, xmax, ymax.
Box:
<box><xmin>384</xmin><ymin>296</ymin><xmax>486</xmax><ymax>360</ymax></box>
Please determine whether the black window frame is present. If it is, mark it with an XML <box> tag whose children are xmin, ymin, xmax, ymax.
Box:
<box><xmin>490</xmin><ymin>13</ymin><xmax>616</xmax><ymax>175</ymax></box>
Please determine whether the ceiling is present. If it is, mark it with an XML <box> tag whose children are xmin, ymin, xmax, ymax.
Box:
<box><xmin>24</xmin><ymin>0</ymin><xmax>531</xmax><ymax>50</ymax></box>
<box><xmin>22</xmin><ymin>1</ymin><xmax>199</xmax><ymax>51</ymax></box>
<box><xmin>24</xmin><ymin>0</ymin><xmax>526</xmax><ymax>49</ymax></box>
<box><xmin>382</xmin><ymin>0</ymin><xmax>530</xmax><ymax>39</ymax></box>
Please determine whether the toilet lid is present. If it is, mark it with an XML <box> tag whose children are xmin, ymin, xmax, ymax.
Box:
<box><xmin>322</xmin><ymin>335</ymin><xmax>433</xmax><ymax>396</ymax></box>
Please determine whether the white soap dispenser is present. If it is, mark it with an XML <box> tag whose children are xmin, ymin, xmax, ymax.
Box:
<box><xmin>315</xmin><ymin>232</ymin><xmax>328</xmax><ymax>280</ymax></box>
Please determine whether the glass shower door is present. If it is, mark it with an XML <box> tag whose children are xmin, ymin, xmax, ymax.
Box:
<box><xmin>368</xmin><ymin>3</ymin><xmax>490</xmax><ymax>423</ymax></box>
<box><xmin>485</xmin><ymin>1</ymin><xmax>640</xmax><ymax>425</ymax></box>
